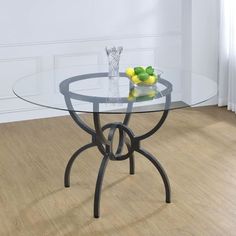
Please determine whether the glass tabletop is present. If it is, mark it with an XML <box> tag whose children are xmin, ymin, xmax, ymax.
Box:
<box><xmin>13</xmin><ymin>65</ymin><xmax>217</xmax><ymax>114</ymax></box>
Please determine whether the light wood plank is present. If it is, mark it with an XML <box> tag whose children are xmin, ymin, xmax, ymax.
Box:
<box><xmin>0</xmin><ymin>106</ymin><xmax>236</xmax><ymax>236</ymax></box>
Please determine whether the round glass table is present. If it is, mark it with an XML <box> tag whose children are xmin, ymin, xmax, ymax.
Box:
<box><xmin>13</xmin><ymin>65</ymin><xmax>217</xmax><ymax>218</ymax></box>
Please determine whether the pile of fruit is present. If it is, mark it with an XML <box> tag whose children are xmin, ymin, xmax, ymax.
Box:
<box><xmin>125</xmin><ymin>66</ymin><xmax>158</xmax><ymax>86</ymax></box>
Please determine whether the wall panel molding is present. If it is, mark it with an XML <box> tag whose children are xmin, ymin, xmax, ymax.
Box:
<box><xmin>53</xmin><ymin>52</ymin><xmax>102</xmax><ymax>93</ymax></box>
<box><xmin>0</xmin><ymin>37</ymin><xmax>184</xmax><ymax>123</ymax></box>
<box><xmin>53</xmin><ymin>52</ymin><xmax>101</xmax><ymax>68</ymax></box>
<box><xmin>0</xmin><ymin>56</ymin><xmax>42</xmax><ymax>100</ymax></box>
<box><xmin>0</xmin><ymin>32</ymin><xmax>182</xmax><ymax>48</ymax></box>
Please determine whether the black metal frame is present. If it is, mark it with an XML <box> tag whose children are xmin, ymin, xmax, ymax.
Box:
<box><xmin>60</xmin><ymin>73</ymin><xmax>172</xmax><ymax>218</ymax></box>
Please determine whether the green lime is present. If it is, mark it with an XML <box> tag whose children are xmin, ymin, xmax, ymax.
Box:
<box><xmin>134</xmin><ymin>67</ymin><xmax>145</xmax><ymax>75</ymax></box>
<box><xmin>138</xmin><ymin>72</ymin><xmax>149</xmax><ymax>81</ymax></box>
<box><xmin>146</xmin><ymin>66</ymin><xmax>155</xmax><ymax>75</ymax></box>
<box><xmin>136</xmin><ymin>95</ymin><xmax>153</xmax><ymax>102</ymax></box>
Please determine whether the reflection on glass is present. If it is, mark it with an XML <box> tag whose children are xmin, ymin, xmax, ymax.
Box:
<box><xmin>106</xmin><ymin>76</ymin><xmax>121</xmax><ymax>104</ymax></box>
<box><xmin>128</xmin><ymin>85</ymin><xmax>159</xmax><ymax>102</ymax></box>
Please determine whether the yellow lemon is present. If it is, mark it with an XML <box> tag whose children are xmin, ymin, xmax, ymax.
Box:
<box><xmin>128</xmin><ymin>95</ymin><xmax>134</xmax><ymax>101</ymax></box>
<box><xmin>131</xmin><ymin>75</ymin><xmax>141</xmax><ymax>84</ymax></box>
<box><xmin>147</xmin><ymin>90</ymin><xmax>157</xmax><ymax>97</ymax></box>
<box><xmin>126</xmin><ymin>68</ymin><xmax>135</xmax><ymax>77</ymax></box>
<box><xmin>144</xmin><ymin>75</ymin><xmax>157</xmax><ymax>85</ymax></box>
<box><xmin>131</xmin><ymin>88</ymin><xmax>139</xmax><ymax>97</ymax></box>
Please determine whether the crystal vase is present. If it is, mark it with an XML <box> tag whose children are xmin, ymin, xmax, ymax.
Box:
<box><xmin>106</xmin><ymin>46</ymin><xmax>123</xmax><ymax>77</ymax></box>
<box><xmin>105</xmin><ymin>46</ymin><xmax>123</xmax><ymax>104</ymax></box>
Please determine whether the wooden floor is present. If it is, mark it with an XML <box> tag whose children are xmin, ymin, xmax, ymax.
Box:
<box><xmin>0</xmin><ymin>106</ymin><xmax>236</xmax><ymax>236</ymax></box>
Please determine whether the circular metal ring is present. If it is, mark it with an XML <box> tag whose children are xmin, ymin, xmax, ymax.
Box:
<box><xmin>102</xmin><ymin>122</ymin><xmax>135</xmax><ymax>160</ymax></box>
<box><xmin>60</xmin><ymin>73</ymin><xmax>172</xmax><ymax>105</ymax></box>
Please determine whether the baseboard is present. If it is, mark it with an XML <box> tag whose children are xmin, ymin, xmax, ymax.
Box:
<box><xmin>193</xmin><ymin>95</ymin><xmax>218</xmax><ymax>107</ymax></box>
<box><xmin>0</xmin><ymin>95</ymin><xmax>218</xmax><ymax>124</ymax></box>
<box><xmin>0</xmin><ymin>108</ymin><xmax>68</xmax><ymax>124</ymax></box>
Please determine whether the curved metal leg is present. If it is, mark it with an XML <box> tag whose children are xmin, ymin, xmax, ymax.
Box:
<box><xmin>94</xmin><ymin>155</ymin><xmax>109</xmax><ymax>218</ymax></box>
<box><xmin>136</xmin><ymin>148</ymin><xmax>171</xmax><ymax>203</ymax></box>
<box><xmin>135</xmin><ymin>94</ymin><xmax>171</xmax><ymax>141</ymax></box>
<box><xmin>64</xmin><ymin>143</ymin><xmax>95</xmax><ymax>188</ymax></box>
<box><xmin>129</xmin><ymin>154</ymin><xmax>135</xmax><ymax>175</ymax></box>
<box><xmin>125</xmin><ymin>140</ymin><xmax>135</xmax><ymax>175</ymax></box>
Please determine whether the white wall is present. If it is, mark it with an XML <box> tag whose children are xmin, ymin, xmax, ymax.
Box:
<box><xmin>192</xmin><ymin>0</ymin><xmax>219</xmax><ymax>105</ymax></box>
<box><xmin>192</xmin><ymin>0</ymin><xmax>219</xmax><ymax>78</ymax></box>
<box><xmin>0</xmin><ymin>0</ymin><xmax>219</xmax><ymax>123</ymax></box>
